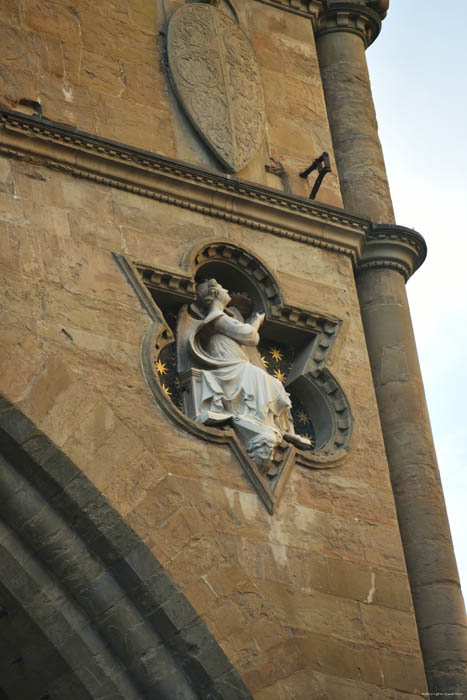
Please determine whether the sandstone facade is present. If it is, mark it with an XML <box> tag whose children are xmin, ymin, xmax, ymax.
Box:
<box><xmin>0</xmin><ymin>1</ymin><xmax>465</xmax><ymax>698</ymax></box>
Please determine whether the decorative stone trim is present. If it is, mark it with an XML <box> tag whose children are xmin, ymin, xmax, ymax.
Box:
<box><xmin>249</xmin><ymin>0</ymin><xmax>388</xmax><ymax>28</ymax></box>
<box><xmin>137</xmin><ymin>242</ymin><xmax>342</xmax><ymax>350</ymax></box>
<box><xmin>316</xmin><ymin>2</ymin><xmax>382</xmax><ymax>48</ymax></box>
<box><xmin>193</xmin><ymin>243</ymin><xmax>283</xmax><ymax>309</ymax></box>
<box><xmin>136</xmin><ymin>266</ymin><xmax>197</xmax><ymax>302</ymax></box>
<box><xmin>252</xmin><ymin>0</ymin><xmax>323</xmax><ymax>22</ymax></box>
<box><xmin>293</xmin><ymin>368</ymin><xmax>353</xmax><ymax>466</ymax></box>
<box><xmin>285</xmin><ymin>330</ymin><xmax>354</xmax><ymax>465</ymax></box>
<box><xmin>192</xmin><ymin>242</ymin><xmax>342</xmax><ymax>339</ymax></box>
<box><xmin>358</xmin><ymin>223</ymin><xmax>427</xmax><ymax>281</ymax></box>
<box><xmin>0</xmin><ymin>108</ymin><xmax>369</xmax><ymax>262</ymax></box>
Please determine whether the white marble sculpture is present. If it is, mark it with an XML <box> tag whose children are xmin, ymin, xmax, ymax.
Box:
<box><xmin>176</xmin><ymin>279</ymin><xmax>309</xmax><ymax>467</ymax></box>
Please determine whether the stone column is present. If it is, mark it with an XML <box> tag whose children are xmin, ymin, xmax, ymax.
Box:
<box><xmin>314</xmin><ymin>3</ymin><xmax>467</xmax><ymax>691</ymax></box>
<box><xmin>357</xmin><ymin>226</ymin><xmax>467</xmax><ymax>693</ymax></box>
<box><xmin>315</xmin><ymin>2</ymin><xmax>394</xmax><ymax>223</ymax></box>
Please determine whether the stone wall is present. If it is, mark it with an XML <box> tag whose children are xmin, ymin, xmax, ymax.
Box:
<box><xmin>0</xmin><ymin>152</ymin><xmax>427</xmax><ymax>697</ymax></box>
<box><xmin>0</xmin><ymin>0</ymin><xmax>341</xmax><ymax>205</ymax></box>
<box><xmin>1</xmin><ymin>0</ymin><xmax>445</xmax><ymax>696</ymax></box>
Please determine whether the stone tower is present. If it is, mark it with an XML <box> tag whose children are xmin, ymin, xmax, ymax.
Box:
<box><xmin>1</xmin><ymin>0</ymin><xmax>466</xmax><ymax>698</ymax></box>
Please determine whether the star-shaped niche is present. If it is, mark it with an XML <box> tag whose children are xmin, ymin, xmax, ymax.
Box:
<box><xmin>114</xmin><ymin>242</ymin><xmax>353</xmax><ymax>513</ymax></box>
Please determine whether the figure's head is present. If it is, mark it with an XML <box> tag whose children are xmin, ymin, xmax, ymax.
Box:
<box><xmin>196</xmin><ymin>279</ymin><xmax>231</xmax><ymax>310</ymax></box>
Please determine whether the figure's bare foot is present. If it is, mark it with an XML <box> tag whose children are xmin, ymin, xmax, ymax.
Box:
<box><xmin>283</xmin><ymin>432</ymin><xmax>311</xmax><ymax>449</ymax></box>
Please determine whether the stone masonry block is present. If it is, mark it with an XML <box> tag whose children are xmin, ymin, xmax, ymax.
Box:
<box><xmin>380</xmin><ymin>648</ymin><xmax>428</xmax><ymax>694</ymax></box>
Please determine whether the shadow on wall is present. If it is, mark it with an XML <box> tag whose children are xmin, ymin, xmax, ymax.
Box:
<box><xmin>0</xmin><ymin>395</ymin><xmax>252</xmax><ymax>700</ymax></box>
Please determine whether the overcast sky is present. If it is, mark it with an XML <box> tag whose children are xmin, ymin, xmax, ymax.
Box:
<box><xmin>366</xmin><ymin>0</ymin><xmax>467</xmax><ymax>599</ymax></box>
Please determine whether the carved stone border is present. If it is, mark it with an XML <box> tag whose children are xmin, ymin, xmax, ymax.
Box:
<box><xmin>251</xmin><ymin>0</ymin><xmax>388</xmax><ymax>26</ymax></box>
<box><xmin>252</xmin><ymin>0</ymin><xmax>322</xmax><ymax>21</ymax></box>
<box><xmin>190</xmin><ymin>242</ymin><xmax>342</xmax><ymax>342</ymax></box>
<box><xmin>0</xmin><ymin>108</ymin><xmax>369</xmax><ymax>262</ymax></box>
<box><xmin>291</xmin><ymin>368</ymin><xmax>353</xmax><ymax>467</ymax></box>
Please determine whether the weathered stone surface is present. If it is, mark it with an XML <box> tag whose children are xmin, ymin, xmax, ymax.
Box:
<box><xmin>316</xmin><ymin>28</ymin><xmax>394</xmax><ymax>222</ymax></box>
<box><xmin>358</xmin><ymin>263</ymin><xmax>467</xmax><ymax>693</ymax></box>
<box><xmin>297</xmin><ymin>632</ymin><xmax>382</xmax><ymax>686</ymax></box>
<box><xmin>306</xmin><ymin>671</ymin><xmax>424</xmax><ymax>700</ymax></box>
<box><xmin>0</xmin><ymin>0</ymin><xmax>20</xmax><ymax>25</ymax></box>
<box><xmin>1</xmin><ymin>0</ymin><xmax>345</xmax><ymax>202</ymax></box>
<box><xmin>0</xmin><ymin>5</ymin><xmax>435</xmax><ymax>688</ymax></box>
<box><xmin>380</xmin><ymin>648</ymin><xmax>429</xmax><ymax>694</ymax></box>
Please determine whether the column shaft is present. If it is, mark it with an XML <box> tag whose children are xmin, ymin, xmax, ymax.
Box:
<box><xmin>316</xmin><ymin>17</ymin><xmax>394</xmax><ymax>222</ymax></box>
<box><xmin>357</xmin><ymin>266</ymin><xmax>467</xmax><ymax>692</ymax></box>
<box><xmin>314</xmin><ymin>4</ymin><xmax>467</xmax><ymax>691</ymax></box>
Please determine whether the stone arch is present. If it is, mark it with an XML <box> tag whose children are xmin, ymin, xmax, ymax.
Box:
<box><xmin>0</xmin><ymin>399</ymin><xmax>252</xmax><ymax>700</ymax></box>
<box><xmin>191</xmin><ymin>241</ymin><xmax>284</xmax><ymax>316</ymax></box>
<box><xmin>0</xmin><ymin>524</ymin><xmax>116</xmax><ymax>700</ymax></box>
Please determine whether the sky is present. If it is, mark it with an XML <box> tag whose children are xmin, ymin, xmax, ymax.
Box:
<box><xmin>365</xmin><ymin>1</ymin><xmax>467</xmax><ymax>599</ymax></box>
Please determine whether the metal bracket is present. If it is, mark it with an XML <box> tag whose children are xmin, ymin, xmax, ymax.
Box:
<box><xmin>299</xmin><ymin>152</ymin><xmax>331</xmax><ymax>199</ymax></box>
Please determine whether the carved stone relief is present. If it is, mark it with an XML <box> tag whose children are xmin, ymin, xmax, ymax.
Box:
<box><xmin>114</xmin><ymin>243</ymin><xmax>353</xmax><ymax>513</ymax></box>
<box><xmin>176</xmin><ymin>279</ymin><xmax>311</xmax><ymax>469</ymax></box>
<box><xmin>167</xmin><ymin>4</ymin><xmax>266</xmax><ymax>173</ymax></box>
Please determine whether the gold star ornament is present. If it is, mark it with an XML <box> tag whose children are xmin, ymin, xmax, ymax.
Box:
<box><xmin>273</xmin><ymin>368</ymin><xmax>286</xmax><ymax>383</ymax></box>
<box><xmin>270</xmin><ymin>348</ymin><xmax>283</xmax><ymax>362</ymax></box>
<box><xmin>155</xmin><ymin>359</ymin><xmax>168</xmax><ymax>375</ymax></box>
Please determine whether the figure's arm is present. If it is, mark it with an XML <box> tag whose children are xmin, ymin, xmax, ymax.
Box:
<box><xmin>249</xmin><ymin>312</ymin><xmax>265</xmax><ymax>332</ymax></box>
<box><xmin>213</xmin><ymin>314</ymin><xmax>261</xmax><ymax>346</ymax></box>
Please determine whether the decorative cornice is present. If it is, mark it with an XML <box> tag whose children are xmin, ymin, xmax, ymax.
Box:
<box><xmin>357</xmin><ymin>223</ymin><xmax>427</xmax><ymax>281</ymax></box>
<box><xmin>0</xmin><ymin>107</ymin><xmax>369</xmax><ymax>262</ymax></box>
<box><xmin>252</xmin><ymin>0</ymin><xmax>323</xmax><ymax>22</ymax></box>
<box><xmin>316</xmin><ymin>2</ymin><xmax>382</xmax><ymax>48</ymax></box>
<box><xmin>1</xmin><ymin>109</ymin><xmax>425</xmax><ymax>284</ymax></box>
<box><xmin>249</xmin><ymin>0</ymin><xmax>388</xmax><ymax>28</ymax></box>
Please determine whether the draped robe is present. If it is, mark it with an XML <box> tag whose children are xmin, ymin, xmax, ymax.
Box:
<box><xmin>196</xmin><ymin>312</ymin><xmax>293</xmax><ymax>436</ymax></box>
<box><xmin>176</xmin><ymin>303</ymin><xmax>304</xmax><ymax>465</ymax></box>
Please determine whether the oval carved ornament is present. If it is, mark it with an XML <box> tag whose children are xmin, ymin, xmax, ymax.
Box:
<box><xmin>167</xmin><ymin>4</ymin><xmax>266</xmax><ymax>173</ymax></box>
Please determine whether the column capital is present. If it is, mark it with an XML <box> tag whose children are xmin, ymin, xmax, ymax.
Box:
<box><xmin>357</xmin><ymin>224</ymin><xmax>427</xmax><ymax>281</ymax></box>
<box><xmin>316</xmin><ymin>2</ymin><xmax>382</xmax><ymax>48</ymax></box>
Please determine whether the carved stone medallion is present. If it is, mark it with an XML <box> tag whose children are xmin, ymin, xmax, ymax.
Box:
<box><xmin>167</xmin><ymin>4</ymin><xmax>266</xmax><ymax>173</ymax></box>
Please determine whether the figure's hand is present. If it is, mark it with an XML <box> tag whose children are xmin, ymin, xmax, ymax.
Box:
<box><xmin>251</xmin><ymin>311</ymin><xmax>265</xmax><ymax>329</ymax></box>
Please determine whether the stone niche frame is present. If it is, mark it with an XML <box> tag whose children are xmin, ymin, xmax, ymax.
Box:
<box><xmin>115</xmin><ymin>242</ymin><xmax>353</xmax><ymax>513</ymax></box>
